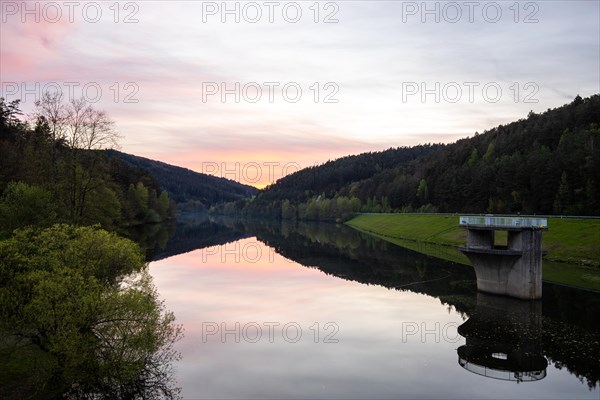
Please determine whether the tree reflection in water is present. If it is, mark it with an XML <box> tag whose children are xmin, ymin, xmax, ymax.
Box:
<box><xmin>213</xmin><ymin>217</ymin><xmax>599</xmax><ymax>389</ymax></box>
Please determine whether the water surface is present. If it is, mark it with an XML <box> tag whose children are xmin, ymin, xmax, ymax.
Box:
<box><xmin>150</xmin><ymin>218</ymin><xmax>600</xmax><ymax>399</ymax></box>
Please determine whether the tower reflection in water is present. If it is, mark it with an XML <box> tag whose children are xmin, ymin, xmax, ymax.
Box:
<box><xmin>457</xmin><ymin>293</ymin><xmax>548</xmax><ymax>383</ymax></box>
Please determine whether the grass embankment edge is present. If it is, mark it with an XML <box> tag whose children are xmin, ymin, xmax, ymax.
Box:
<box><xmin>346</xmin><ymin>213</ymin><xmax>600</xmax><ymax>291</ymax></box>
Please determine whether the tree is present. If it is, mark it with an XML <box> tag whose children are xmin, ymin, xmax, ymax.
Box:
<box><xmin>33</xmin><ymin>92</ymin><xmax>67</xmax><ymax>145</ymax></box>
<box><xmin>0</xmin><ymin>181</ymin><xmax>57</xmax><ymax>237</ymax></box>
<box><xmin>34</xmin><ymin>93</ymin><xmax>119</xmax><ymax>151</ymax></box>
<box><xmin>0</xmin><ymin>98</ymin><xmax>25</xmax><ymax>131</ymax></box>
<box><xmin>553</xmin><ymin>172</ymin><xmax>570</xmax><ymax>214</ymax></box>
<box><xmin>416</xmin><ymin>179</ymin><xmax>429</xmax><ymax>203</ymax></box>
<box><xmin>157</xmin><ymin>190</ymin><xmax>172</xmax><ymax>219</ymax></box>
<box><xmin>336</xmin><ymin>196</ymin><xmax>352</xmax><ymax>221</ymax></box>
<box><xmin>127</xmin><ymin>182</ymin><xmax>150</xmax><ymax>223</ymax></box>
<box><xmin>0</xmin><ymin>225</ymin><xmax>182</xmax><ymax>398</ymax></box>
<box><xmin>306</xmin><ymin>198</ymin><xmax>319</xmax><ymax>220</ymax></box>
<box><xmin>81</xmin><ymin>183</ymin><xmax>122</xmax><ymax>228</ymax></box>
<box><xmin>349</xmin><ymin>197</ymin><xmax>362</xmax><ymax>213</ymax></box>
<box><xmin>467</xmin><ymin>147</ymin><xmax>479</xmax><ymax>166</ymax></box>
<box><xmin>33</xmin><ymin>93</ymin><xmax>120</xmax><ymax>223</ymax></box>
<box><xmin>281</xmin><ymin>199</ymin><xmax>295</xmax><ymax>220</ymax></box>
<box><xmin>483</xmin><ymin>142</ymin><xmax>495</xmax><ymax>161</ymax></box>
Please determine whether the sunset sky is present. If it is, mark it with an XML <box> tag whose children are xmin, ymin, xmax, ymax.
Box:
<box><xmin>1</xmin><ymin>0</ymin><xmax>599</xmax><ymax>187</ymax></box>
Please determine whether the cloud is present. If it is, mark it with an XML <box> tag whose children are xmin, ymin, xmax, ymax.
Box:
<box><xmin>1</xmin><ymin>2</ymin><xmax>74</xmax><ymax>80</ymax></box>
<box><xmin>1</xmin><ymin>0</ymin><xmax>598</xmax><ymax>184</ymax></box>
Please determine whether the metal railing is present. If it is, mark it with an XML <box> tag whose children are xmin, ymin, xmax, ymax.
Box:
<box><xmin>355</xmin><ymin>212</ymin><xmax>599</xmax><ymax>219</ymax></box>
<box><xmin>458</xmin><ymin>357</ymin><xmax>547</xmax><ymax>382</ymax></box>
<box><xmin>459</xmin><ymin>216</ymin><xmax>548</xmax><ymax>228</ymax></box>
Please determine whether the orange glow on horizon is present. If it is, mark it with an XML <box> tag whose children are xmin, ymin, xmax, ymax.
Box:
<box><xmin>140</xmin><ymin>142</ymin><xmax>393</xmax><ymax>189</ymax></box>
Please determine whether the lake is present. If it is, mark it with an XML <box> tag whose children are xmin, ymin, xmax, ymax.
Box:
<box><xmin>149</xmin><ymin>217</ymin><xmax>600</xmax><ymax>399</ymax></box>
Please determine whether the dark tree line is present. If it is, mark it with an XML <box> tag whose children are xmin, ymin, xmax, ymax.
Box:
<box><xmin>215</xmin><ymin>94</ymin><xmax>600</xmax><ymax>219</ymax></box>
<box><xmin>411</xmin><ymin>94</ymin><xmax>600</xmax><ymax>214</ymax></box>
<box><xmin>259</xmin><ymin>144</ymin><xmax>442</xmax><ymax>203</ymax></box>
<box><xmin>0</xmin><ymin>96</ymin><xmax>175</xmax><ymax>238</ymax></box>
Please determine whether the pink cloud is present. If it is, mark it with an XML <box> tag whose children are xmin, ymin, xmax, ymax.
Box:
<box><xmin>1</xmin><ymin>1</ymin><xmax>75</xmax><ymax>80</ymax></box>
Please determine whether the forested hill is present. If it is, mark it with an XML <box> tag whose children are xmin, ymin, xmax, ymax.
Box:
<box><xmin>218</xmin><ymin>94</ymin><xmax>600</xmax><ymax>219</ymax></box>
<box><xmin>105</xmin><ymin>150</ymin><xmax>258</xmax><ymax>209</ymax></box>
<box><xmin>260</xmin><ymin>144</ymin><xmax>443</xmax><ymax>203</ymax></box>
<box><xmin>0</xmin><ymin>95</ymin><xmax>257</xmax><ymax>238</ymax></box>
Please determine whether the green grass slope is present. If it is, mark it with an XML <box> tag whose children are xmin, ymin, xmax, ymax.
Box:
<box><xmin>346</xmin><ymin>213</ymin><xmax>600</xmax><ymax>290</ymax></box>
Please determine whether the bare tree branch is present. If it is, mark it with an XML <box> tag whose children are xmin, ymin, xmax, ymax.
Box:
<box><xmin>33</xmin><ymin>92</ymin><xmax>120</xmax><ymax>150</ymax></box>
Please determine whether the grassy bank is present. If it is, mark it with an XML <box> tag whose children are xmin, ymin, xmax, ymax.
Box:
<box><xmin>346</xmin><ymin>214</ymin><xmax>600</xmax><ymax>291</ymax></box>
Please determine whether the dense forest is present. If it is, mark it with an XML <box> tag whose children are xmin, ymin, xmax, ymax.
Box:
<box><xmin>0</xmin><ymin>94</ymin><xmax>177</xmax><ymax>236</ymax></box>
<box><xmin>105</xmin><ymin>150</ymin><xmax>257</xmax><ymax>211</ymax></box>
<box><xmin>213</xmin><ymin>94</ymin><xmax>600</xmax><ymax>220</ymax></box>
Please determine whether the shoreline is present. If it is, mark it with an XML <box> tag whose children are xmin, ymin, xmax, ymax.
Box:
<box><xmin>346</xmin><ymin>213</ymin><xmax>600</xmax><ymax>291</ymax></box>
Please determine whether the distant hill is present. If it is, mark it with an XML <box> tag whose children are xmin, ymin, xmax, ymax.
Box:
<box><xmin>218</xmin><ymin>94</ymin><xmax>600</xmax><ymax>218</ymax></box>
<box><xmin>105</xmin><ymin>150</ymin><xmax>258</xmax><ymax>209</ymax></box>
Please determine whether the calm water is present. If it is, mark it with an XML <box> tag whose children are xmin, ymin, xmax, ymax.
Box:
<box><xmin>149</xmin><ymin>217</ymin><xmax>600</xmax><ymax>399</ymax></box>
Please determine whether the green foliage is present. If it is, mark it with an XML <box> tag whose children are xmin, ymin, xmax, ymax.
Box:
<box><xmin>467</xmin><ymin>147</ymin><xmax>479</xmax><ymax>166</ymax></box>
<box><xmin>123</xmin><ymin>182</ymin><xmax>173</xmax><ymax>226</ymax></box>
<box><xmin>416</xmin><ymin>179</ymin><xmax>429</xmax><ymax>203</ymax></box>
<box><xmin>83</xmin><ymin>183</ymin><xmax>122</xmax><ymax>228</ymax></box>
<box><xmin>483</xmin><ymin>142</ymin><xmax>495</xmax><ymax>161</ymax></box>
<box><xmin>0</xmin><ymin>98</ymin><xmax>176</xmax><ymax>234</ymax></box>
<box><xmin>252</xmin><ymin>145</ymin><xmax>441</xmax><ymax>207</ymax></box>
<box><xmin>0</xmin><ymin>224</ymin><xmax>182</xmax><ymax>398</ymax></box>
<box><xmin>281</xmin><ymin>199</ymin><xmax>295</xmax><ymax>220</ymax></box>
<box><xmin>0</xmin><ymin>182</ymin><xmax>57</xmax><ymax>237</ymax></box>
<box><xmin>158</xmin><ymin>190</ymin><xmax>171</xmax><ymax>217</ymax></box>
<box><xmin>0</xmin><ymin>224</ymin><xmax>145</xmax><ymax>285</ymax></box>
<box><xmin>127</xmin><ymin>182</ymin><xmax>149</xmax><ymax>218</ymax></box>
<box><xmin>0</xmin><ymin>97</ymin><xmax>184</xmax><ymax>397</ymax></box>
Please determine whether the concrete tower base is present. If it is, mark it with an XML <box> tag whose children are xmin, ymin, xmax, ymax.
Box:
<box><xmin>459</xmin><ymin>216</ymin><xmax>547</xmax><ymax>300</ymax></box>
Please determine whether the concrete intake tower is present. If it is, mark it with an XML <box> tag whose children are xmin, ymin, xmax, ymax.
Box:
<box><xmin>459</xmin><ymin>216</ymin><xmax>547</xmax><ymax>300</ymax></box>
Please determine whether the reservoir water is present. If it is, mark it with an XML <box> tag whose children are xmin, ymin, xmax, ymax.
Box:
<box><xmin>149</xmin><ymin>217</ymin><xmax>600</xmax><ymax>399</ymax></box>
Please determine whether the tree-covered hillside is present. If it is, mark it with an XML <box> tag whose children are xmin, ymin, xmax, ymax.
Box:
<box><xmin>215</xmin><ymin>94</ymin><xmax>600</xmax><ymax>219</ymax></box>
<box><xmin>0</xmin><ymin>96</ymin><xmax>175</xmax><ymax>234</ymax></box>
<box><xmin>105</xmin><ymin>150</ymin><xmax>258</xmax><ymax>210</ymax></box>
<box><xmin>259</xmin><ymin>144</ymin><xmax>443</xmax><ymax>203</ymax></box>
<box><xmin>371</xmin><ymin>94</ymin><xmax>600</xmax><ymax>214</ymax></box>
<box><xmin>0</xmin><ymin>94</ymin><xmax>258</xmax><ymax>238</ymax></box>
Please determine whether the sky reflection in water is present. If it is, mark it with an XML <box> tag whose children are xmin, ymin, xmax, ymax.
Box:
<box><xmin>150</xmin><ymin>234</ymin><xmax>598</xmax><ymax>399</ymax></box>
